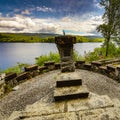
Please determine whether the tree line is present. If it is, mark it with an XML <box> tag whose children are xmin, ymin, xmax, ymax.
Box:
<box><xmin>0</xmin><ymin>33</ymin><xmax>103</xmax><ymax>43</ymax></box>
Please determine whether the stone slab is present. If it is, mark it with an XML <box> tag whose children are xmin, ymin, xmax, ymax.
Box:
<box><xmin>24</xmin><ymin>65</ymin><xmax>38</xmax><ymax>72</ymax></box>
<box><xmin>67</xmin><ymin>93</ymin><xmax>114</xmax><ymax>112</ymax></box>
<box><xmin>56</xmin><ymin>72</ymin><xmax>81</xmax><ymax>81</ymax></box>
<box><xmin>22</xmin><ymin>112</ymin><xmax>77</xmax><ymax>120</ymax></box>
<box><xmin>54</xmin><ymin>86</ymin><xmax>89</xmax><ymax>101</ymax></box>
<box><xmin>78</xmin><ymin>107</ymin><xmax>120</xmax><ymax>120</ymax></box>
<box><xmin>25</xmin><ymin>101</ymin><xmax>65</xmax><ymax>116</ymax></box>
<box><xmin>5</xmin><ymin>72</ymin><xmax>17</xmax><ymax>82</ymax></box>
<box><xmin>56</xmin><ymin>78</ymin><xmax>82</xmax><ymax>87</ymax></box>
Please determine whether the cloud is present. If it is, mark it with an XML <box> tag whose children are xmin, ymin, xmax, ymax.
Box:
<box><xmin>0</xmin><ymin>13</ymin><xmax>102</xmax><ymax>35</ymax></box>
<box><xmin>94</xmin><ymin>0</ymin><xmax>103</xmax><ymax>9</ymax></box>
<box><xmin>21</xmin><ymin>9</ymin><xmax>31</xmax><ymax>15</ymax></box>
<box><xmin>36</xmin><ymin>6</ymin><xmax>55</xmax><ymax>12</ymax></box>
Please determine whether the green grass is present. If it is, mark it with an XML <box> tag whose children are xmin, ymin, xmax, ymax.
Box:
<box><xmin>3</xmin><ymin>63</ymin><xmax>29</xmax><ymax>74</ymax></box>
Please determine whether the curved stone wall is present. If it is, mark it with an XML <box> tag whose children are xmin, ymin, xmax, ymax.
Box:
<box><xmin>1</xmin><ymin>59</ymin><xmax>120</xmax><ymax>97</ymax></box>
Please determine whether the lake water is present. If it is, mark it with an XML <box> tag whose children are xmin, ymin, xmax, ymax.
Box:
<box><xmin>0</xmin><ymin>42</ymin><xmax>102</xmax><ymax>70</ymax></box>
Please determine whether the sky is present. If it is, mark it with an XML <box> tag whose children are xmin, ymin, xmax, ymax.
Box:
<box><xmin>0</xmin><ymin>0</ymin><xmax>104</xmax><ymax>36</ymax></box>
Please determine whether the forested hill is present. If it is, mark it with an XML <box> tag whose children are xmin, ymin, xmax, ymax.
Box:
<box><xmin>0</xmin><ymin>33</ymin><xmax>104</xmax><ymax>43</ymax></box>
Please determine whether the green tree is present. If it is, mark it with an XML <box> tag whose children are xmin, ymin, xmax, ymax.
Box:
<box><xmin>97</xmin><ymin>0</ymin><xmax>120</xmax><ymax>56</ymax></box>
<box><xmin>112</xmin><ymin>0</ymin><xmax>120</xmax><ymax>44</ymax></box>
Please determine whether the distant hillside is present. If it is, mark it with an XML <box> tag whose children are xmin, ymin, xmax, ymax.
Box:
<box><xmin>83</xmin><ymin>36</ymin><xmax>103</xmax><ymax>39</ymax></box>
<box><xmin>0</xmin><ymin>33</ymin><xmax>104</xmax><ymax>43</ymax></box>
<box><xmin>19</xmin><ymin>33</ymin><xmax>60</xmax><ymax>38</ymax></box>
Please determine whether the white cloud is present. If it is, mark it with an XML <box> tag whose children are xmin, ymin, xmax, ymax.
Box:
<box><xmin>21</xmin><ymin>9</ymin><xmax>31</xmax><ymax>15</ymax></box>
<box><xmin>0</xmin><ymin>14</ymin><xmax>102</xmax><ymax>35</ymax></box>
<box><xmin>94</xmin><ymin>0</ymin><xmax>103</xmax><ymax>10</ymax></box>
<box><xmin>36</xmin><ymin>6</ymin><xmax>55</xmax><ymax>12</ymax></box>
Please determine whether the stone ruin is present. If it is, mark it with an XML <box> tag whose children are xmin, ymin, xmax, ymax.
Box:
<box><xmin>8</xmin><ymin>35</ymin><xmax>120</xmax><ymax>120</ymax></box>
<box><xmin>55</xmin><ymin>35</ymin><xmax>76</xmax><ymax>72</ymax></box>
<box><xmin>54</xmin><ymin>35</ymin><xmax>89</xmax><ymax>101</ymax></box>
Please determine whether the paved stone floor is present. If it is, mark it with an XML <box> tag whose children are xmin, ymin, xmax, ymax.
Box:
<box><xmin>8</xmin><ymin>71</ymin><xmax>120</xmax><ymax>120</ymax></box>
<box><xmin>0</xmin><ymin>70</ymin><xmax>120</xmax><ymax>120</ymax></box>
<box><xmin>8</xmin><ymin>92</ymin><xmax>120</xmax><ymax>120</ymax></box>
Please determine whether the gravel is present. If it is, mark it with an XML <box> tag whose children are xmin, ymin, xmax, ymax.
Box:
<box><xmin>0</xmin><ymin>69</ymin><xmax>120</xmax><ymax>120</ymax></box>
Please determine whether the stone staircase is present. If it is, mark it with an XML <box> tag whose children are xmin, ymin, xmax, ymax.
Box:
<box><xmin>54</xmin><ymin>75</ymin><xmax>89</xmax><ymax>101</ymax></box>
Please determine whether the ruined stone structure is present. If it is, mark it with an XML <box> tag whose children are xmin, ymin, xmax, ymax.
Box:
<box><xmin>55</xmin><ymin>36</ymin><xmax>76</xmax><ymax>72</ymax></box>
<box><xmin>3</xmin><ymin>36</ymin><xmax>120</xmax><ymax>120</ymax></box>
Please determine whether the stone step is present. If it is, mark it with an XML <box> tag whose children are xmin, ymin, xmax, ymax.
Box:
<box><xmin>56</xmin><ymin>79</ymin><xmax>82</xmax><ymax>87</ymax></box>
<box><xmin>54</xmin><ymin>86</ymin><xmax>89</xmax><ymax>101</ymax></box>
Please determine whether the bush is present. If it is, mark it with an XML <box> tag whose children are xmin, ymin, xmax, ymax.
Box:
<box><xmin>85</xmin><ymin>42</ymin><xmax>120</xmax><ymax>62</ymax></box>
<box><xmin>36</xmin><ymin>52</ymin><xmax>60</xmax><ymax>66</ymax></box>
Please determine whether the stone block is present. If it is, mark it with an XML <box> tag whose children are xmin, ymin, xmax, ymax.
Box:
<box><xmin>91</xmin><ymin>61</ymin><xmax>102</xmax><ymax>66</ymax></box>
<box><xmin>117</xmin><ymin>66</ymin><xmax>120</xmax><ymax>71</ymax></box>
<box><xmin>55</xmin><ymin>63</ymin><xmax>61</xmax><ymax>69</ymax></box>
<box><xmin>24</xmin><ymin>65</ymin><xmax>38</xmax><ymax>72</ymax></box>
<box><xmin>61</xmin><ymin>56</ymin><xmax>71</xmax><ymax>62</ymax></box>
<box><xmin>75</xmin><ymin>60</ymin><xmax>85</xmax><ymax>69</ymax></box>
<box><xmin>61</xmin><ymin>61</ymin><xmax>73</xmax><ymax>66</ymax></box>
<box><xmin>39</xmin><ymin>66</ymin><xmax>47</xmax><ymax>71</ymax></box>
<box><xmin>16</xmin><ymin>72</ymin><xmax>31</xmax><ymax>82</ymax></box>
<box><xmin>61</xmin><ymin>65</ymin><xmax>75</xmax><ymax>72</ymax></box>
<box><xmin>99</xmin><ymin>66</ymin><xmax>109</xmax><ymax>75</ymax></box>
<box><xmin>56</xmin><ymin>71</ymin><xmax>81</xmax><ymax>81</ymax></box>
<box><xmin>5</xmin><ymin>72</ymin><xmax>17</xmax><ymax>82</ymax></box>
<box><xmin>44</xmin><ymin>61</ymin><xmax>55</xmax><ymax>70</ymax></box>
<box><xmin>55</xmin><ymin>36</ymin><xmax>76</xmax><ymax>45</ymax></box>
<box><xmin>44</xmin><ymin>61</ymin><xmax>55</xmax><ymax>66</ymax></box>
<box><xmin>107</xmin><ymin>65</ymin><xmax>116</xmax><ymax>72</ymax></box>
<box><xmin>54</xmin><ymin>86</ymin><xmax>89</xmax><ymax>101</ymax></box>
<box><xmin>56</xmin><ymin>79</ymin><xmax>82</xmax><ymax>87</ymax></box>
<box><xmin>84</xmin><ymin>64</ymin><xmax>91</xmax><ymax>70</ymax></box>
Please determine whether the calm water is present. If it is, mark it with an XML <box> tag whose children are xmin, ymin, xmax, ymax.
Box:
<box><xmin>0</xmin><ymin>42</ymin><xmax>102</xmax><ymax>70</ymax></box>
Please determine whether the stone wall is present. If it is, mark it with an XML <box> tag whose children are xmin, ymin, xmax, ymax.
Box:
<box><xmin>1</xmin><ymin>59</ymin><xmax>120</xmax><ymax>97</ymax></box>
